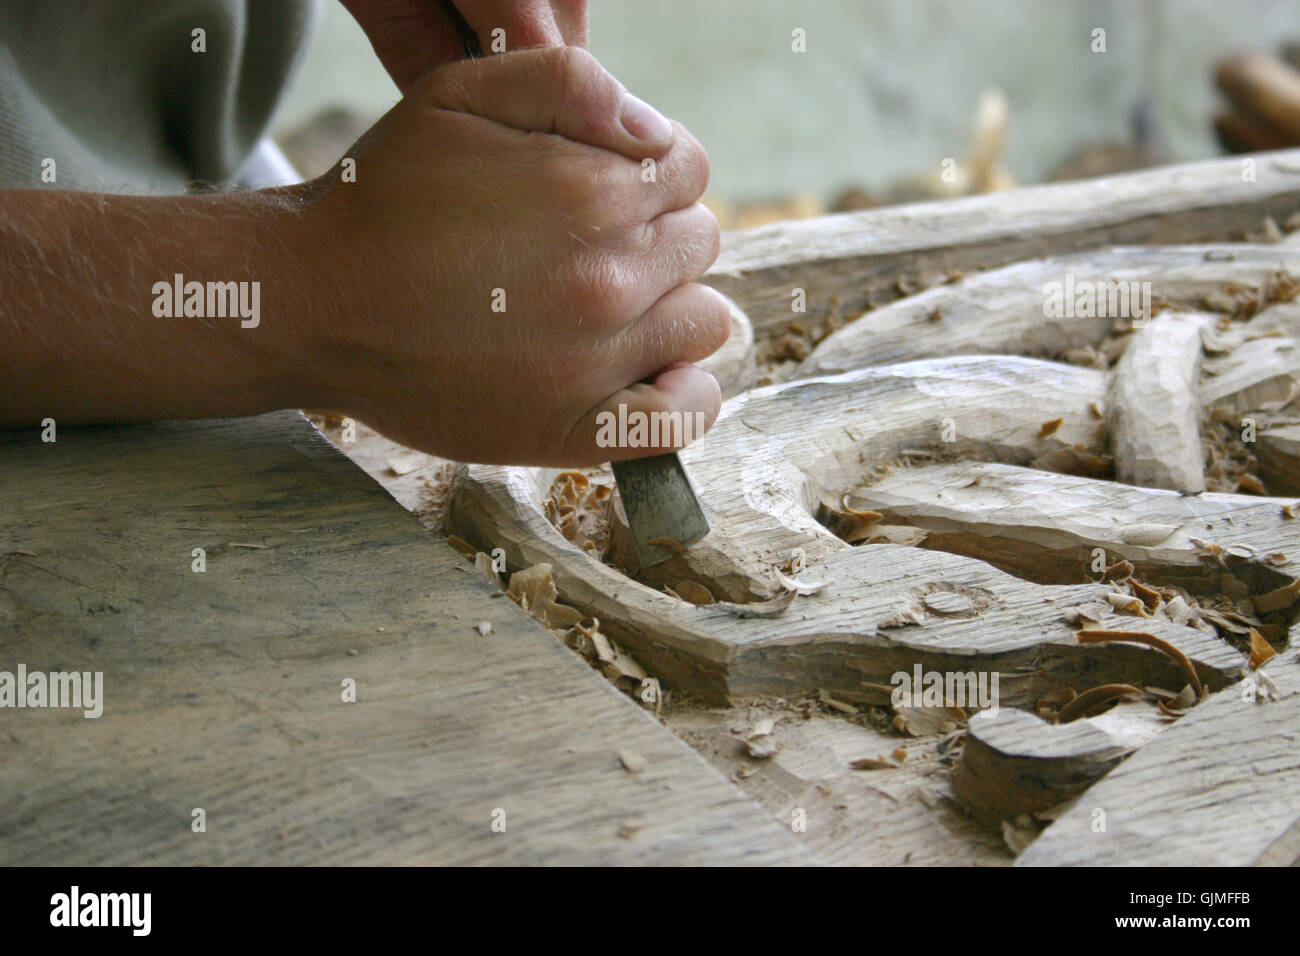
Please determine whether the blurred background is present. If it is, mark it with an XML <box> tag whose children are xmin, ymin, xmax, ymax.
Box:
<box><xmin>273</xmin><ymin>0</ymin><xmax>1300</xmax><ymax>227</ymax></box>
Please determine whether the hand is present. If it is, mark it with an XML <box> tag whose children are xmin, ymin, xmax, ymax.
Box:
<box><xmin>295</xmin><ymin>47</ymin><xmax>728</xmax><ymax>466</ymax></box>
<box><xmin>340</xmin><ymin>0</ymin><xmax>588</xmax><ymax>92</ymax></box>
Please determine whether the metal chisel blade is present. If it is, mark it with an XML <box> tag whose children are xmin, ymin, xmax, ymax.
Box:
<box><xmin>611</xmin><ymin>453</ymin><xmax>710</xmax><ymax>567</ymax></box>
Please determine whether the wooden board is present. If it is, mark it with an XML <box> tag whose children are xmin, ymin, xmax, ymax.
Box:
<box><xmin>706</xmin><ymin>149</ymin><xmax>1300</xmax><ymax>337</ymax></box>
<box><xmin>1016</xmin><ymin>647</ymin><xmax>1300</xmax><ymax>866</ymax></box>
<box><xmin>0</xmin><ymin>412</ymin><xmax>808</xmax><ymax>865</ymax></box>
<box><xmin>798</xmin><ymin>244</ymin><xmax>1300</xmax><ymax>380</ymax></box>
<box><xmin>450</xmin><ymin>357</ymin><xmax>1249</xmax><ymax>709</ymax></box>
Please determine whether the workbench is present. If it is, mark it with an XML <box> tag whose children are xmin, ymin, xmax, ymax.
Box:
<box><xmin>0</xmin><ymin>412</ymin><xmax>806</xmax><ymax>864</ymax></box>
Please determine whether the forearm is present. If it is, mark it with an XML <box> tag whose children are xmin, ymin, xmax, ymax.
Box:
<box><xmin>0</xmin><ymin>186</ymin><xmax>324</xmax><ymax>426</ymax></box>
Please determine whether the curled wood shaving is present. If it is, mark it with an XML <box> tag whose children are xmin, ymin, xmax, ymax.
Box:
<box><xmin>1248</xmin><ymin>628</ymin><xmax>1278</xmax><ymax>670</ymax></box>
<box><xmin>543</xmin><ymin>471</ymin><xmax>613</xmax><ymax>557</ymax></box>
<box><xmin>773</xmin><ymin>567</ymin><xmax>829</xmax><ymax>596</ymax></box>
<box><xmin>1056</xmin><ymin>683</ymin><xmax>1142</xmax><ymax>723</ymax></box>
<box><xmin>1105</xmin><ymin>591</ymin><xmax>1147</xmax><ymax>616</ymax></box>
<box><xmin>714</xmin><ymin>589</ymin><xmax>798</xmax><ymax>618</ymax></box>
<box><xmin>1129</xmin><ymin>579</ymin><xmax>1163</xmax><ymax>613</ymax></box>
<box><xmin>1252</xmin><ymin>577</ymin><xmax>1300</xmax><ymax>613</ymax></box>
<box><xmin>1076</xmin><ymin>629</ymin><xmax>1204</xmax><ymax>700</ymax></box>
<box><xmin>1102</xmin><ymin>559</ymin><xmax>1135</xmax><ymax>583</ymax></box>
<box><xmin>1164</xmin><ymin>595</ymin><xmax>1200</xmax><ymax>628</ymax></box>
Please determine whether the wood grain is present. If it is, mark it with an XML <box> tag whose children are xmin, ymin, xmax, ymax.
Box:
<box><xmin>0</xmin><ymin>412</ymin><xmax>808</xmax><ymax>865</ymax></box>
<box><xmin>706</xmin><ymin>152</ymin><xmax>1300</xmax><ymax>337</ymax></box>
<box><xmin>1016</xmin><ymin>648</ymin><xmax>1300</xmax><ymax>866</ymax></box>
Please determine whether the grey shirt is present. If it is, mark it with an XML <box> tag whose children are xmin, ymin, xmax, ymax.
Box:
<box><xmin>0</xmin><ymin>0</ymin><xmax>321</xmax><ymax>192</ymax></box>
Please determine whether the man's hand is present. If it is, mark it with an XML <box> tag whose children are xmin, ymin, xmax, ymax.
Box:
<box><xmin>341</xmin><ymin>0</ymin><xmax>588</xmax><ymax>92</ymax></box>
<box><xmin>0</xmin><ymin>48</ymin><xmax>726</xmax><ymax>468</ymax></box>
<box><xmin>297</xmin><ymin>47</ymin><xmax>728</xmax><ymax>465</ymax></box>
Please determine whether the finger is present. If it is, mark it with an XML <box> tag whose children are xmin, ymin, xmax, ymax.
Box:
<box><xmin>415</xmin><ymin>46</ymin><xmax>677</xmax><ymax>161</ymax></box>
<box><xmin>340</xmin><ymin>0</ymin><xmax>465</xmax><ymax>93</ymax></box>
<box><xmin>612</xmin><ymin>283</ymin><xmax>733</xmax><ymax>390</ymax></box>
<box><xmin>613</xmin><ymin>129</ymin><xmax>712</xmax><ymax>224</ymax></box>
<box><xmin>550</xmin><ymin>0</ymin><xmax>589</xmax><ymax>45</ymax></box>
<box><xmin>454</xmin><ymin>0</ymin><xmax>565</xmax><ymax>50</ymax></box>
<box><xmin>612</xmin><ymin>204</ymin><xmax>721</xmax><ymax>318</ymax></box>
<box><xmin>563</xmin><ymin>363</ymin><xmax>723</xmax><ymax>465</ymax></box>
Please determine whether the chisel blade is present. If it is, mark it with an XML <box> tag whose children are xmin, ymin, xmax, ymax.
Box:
<box><xmin>611</xmin><ymin>453</ymin><xmax>710</xmax><ymax>567</ymax></box>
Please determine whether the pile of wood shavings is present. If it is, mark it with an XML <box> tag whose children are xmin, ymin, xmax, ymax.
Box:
<box><xmin>542</xmin><ymin>471</ymin><xmax>613</xmax><ymax>558</ymax></box>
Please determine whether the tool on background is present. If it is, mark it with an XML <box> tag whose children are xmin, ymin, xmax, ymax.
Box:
<box><xmin>612</xmin><ymin>453</ymin><xmax>710</xmax><ymax>567</ymax></box>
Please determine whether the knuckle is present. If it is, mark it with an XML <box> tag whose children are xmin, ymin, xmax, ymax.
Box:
<box><xmin>565</xmin><ymin>255</ymin><xmax>636</xmax><ymax>325</ymax></box>
<box><xmin>552</xmin><ymin>45</ymin><xmax>600</xmax><ymax>104</ymax></box>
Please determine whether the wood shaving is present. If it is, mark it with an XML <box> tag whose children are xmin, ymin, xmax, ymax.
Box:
<box><xmin>619</xmin><ymin>749</ymin><xmax>647</xmax><ymax>774</ymax></box>
<box><xmin>1056</xmin><ymin>683</ymin><xmax>1141</xmax><ymax>723</ymax></box>
<box><xmin>817</xmin><ymin>689</ymin><xmax>858</xmax><ymax>715</ymax></box>
<box><xmin>1105</xmin><ymin>591</ymin><xmax>1147</xmax><ymax>616</ymax></box>
<box><xmin>714</xmin><ymin>589</ymin><xmax>798</xmax><ymax>618</ymax></box>
<box><xmin>543</xmin><ymin>471</ymin><xmax>613</xmax><ymax>557</ymax></box>
<box><xmin>1039</xmin><ymin>417</ymin><xmax>1064</xmax><ymax>438</ymax></box>
<box><xmin>386</xmin><ymin>452</ymin><xmax>430</xmax><ymax>476</ymax></box>
<box><xmin>773</xmin><ymin>567</ymin><xmax>829</xmax><ymax>596</ymax></box>
<box><xmin>1063</xmin><ymin>602</ymin><xmax>1108</xmax><ymax>625</ymax></box>
<box><xmin>1101</xmin><ymin>559</ymin><xmax>1135</xmax><ymax>583</ymax></box>
<box><xmin>1247</xmin><ymin>628</ymin><xmax>1278</xmax><ymax>670</ymax></box>
<box><xmin>1076</xmin><ymin>629</ymin><xmax>1204</xmax><ymax>700</ymax></box>
<box><xmin>1252</xmin><ymin>577</ymin><xmax>1300</xmax><ymax>613</ymax></box>
<box><xmin>849</xmin><ymin>756</ymin><xmax>900</xmax><ymax>771</ymax></box>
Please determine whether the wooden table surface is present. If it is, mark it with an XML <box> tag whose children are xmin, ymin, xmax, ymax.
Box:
<box><xmin>0</xmin><ymin>412</ymin><xmax>807</xmax><ymax>865</ymax></box>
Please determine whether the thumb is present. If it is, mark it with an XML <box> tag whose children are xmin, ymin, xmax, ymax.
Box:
<box><xmin>415</xmin><ymin>46</ymin><xmax>676</xmax><ymax>161</ymax></box>
<box><xmin>562</xmin><ymin>364</ymin><xmax>722</xmax><ymax>466</ymax></box>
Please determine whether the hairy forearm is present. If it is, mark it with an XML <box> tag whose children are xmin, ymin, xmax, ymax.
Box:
<box><xmin>0</xmin><ymin>186</ymin><xmax>324</xmax><ymax>426</ymax></box>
